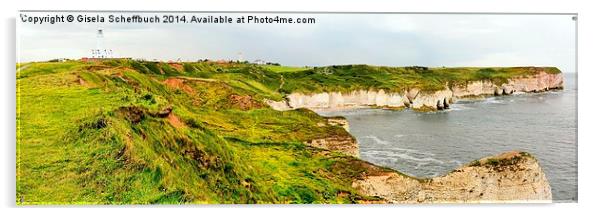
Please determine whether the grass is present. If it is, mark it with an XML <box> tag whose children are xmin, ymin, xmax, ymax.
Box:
<box><xmin>469</xmin><ymin>152</ymin><xmax>532</xmax><ymax>168</ymax></box>
<box><xmin>16</xmin><ymin>60</ymin><xmax>558</xmax><ymax>204</ymax></box>
<box><xmin>277</xmin><ymin>65</ymin><xmax>561</xmax><ymax>94</ymax></box>
<box><xmin>16</xmin><ymin>60</ymin><xmax>375</xmax><ymax>204</ymax></box>
<box><xmin>260</xmin><ymin>65</ymin><xmax>308</xmax><ymax>73</ymax></box>
<box><xmin>113</xmin><ymin>60</ymin><xmax>561</xmax><ymax>96</ymax></box>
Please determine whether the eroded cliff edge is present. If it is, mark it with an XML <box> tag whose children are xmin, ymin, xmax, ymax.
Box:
<box><xmin>264</xmin><ymin>66</ymin><xmax>560</xmax><ymax>202</ymax></box>
<box><xmin>267</xmin><ymin>71</ymin><xmax>563</xmax><ymax>111</ymax></box>
<box><xmin>345</xmin><ymin>151</ymin><xmax>552</xmax><ymax>203</ymax></box>
<box><xmin>302</xmin><ymin>116</ymin><xmax>552</xmax><ymax>203</ymax></box>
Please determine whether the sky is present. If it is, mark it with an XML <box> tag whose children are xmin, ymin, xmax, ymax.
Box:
<box><xmin>18</xmin><ymin>12</ymin><xmax>577</xmax><ymax>72</ymax></box>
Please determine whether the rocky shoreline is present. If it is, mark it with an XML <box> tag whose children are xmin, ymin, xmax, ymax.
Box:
<box><xmin>267</xmin><ymin>71</ymin><xmax>564</xmax><ymax>112</ymax></box>
<box><xmin>283</xmin><ymin>71</ymin><xmax>561</xmax><ymax>202</ymax></box>
<box><xmin>298</xmin><ymin>114</ymin><xmax>553</xmax><ymax>203</ymax></box>
<box><xmin>352</xmin><ymin>151</ymin><xmax>552</xmax><ymax>203</ymax></box>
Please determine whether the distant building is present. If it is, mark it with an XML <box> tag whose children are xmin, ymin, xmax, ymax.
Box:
<box><xmin>80</xmin><ymin>57</ymin><xmax>132</xmax><ymax>62</ymax></box>
<box><xmin>254</xmin><ymin>59</ymin><xmax>266</xmax><ymax>65</ymax></box>
<box><xmin>81</xmin><ymin>28</ymin><xmax>132</xmax><ymax>62</ymax></box>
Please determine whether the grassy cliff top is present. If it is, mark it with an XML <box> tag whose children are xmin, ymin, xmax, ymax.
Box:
<box><xmin>276</xmin><ymin>65</ymin><xmax>561</xmax><ymax>93</ymax></box>
<box><xmin>17</xmin><ymin>60</ymin><xmax>390</xmax><ymax>204</ymax></box>
<box><xmin>24</xmin><ymin>60</ymin><xmax>559</xmax><ymax>95</ymax></box>
<box><xmin>16</xmin><ymin>60</ymin><xmax>558</xmax><ymax>204</ymax></box>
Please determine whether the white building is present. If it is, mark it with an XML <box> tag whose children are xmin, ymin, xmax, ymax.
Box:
<box><xmin>91</xmin><ymin>28</ymin><xmax>113</xmax><ymax>58</ymax></box>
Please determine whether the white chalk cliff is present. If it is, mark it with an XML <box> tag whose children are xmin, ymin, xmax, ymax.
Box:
<box><xmin>299</xmin><ymin>114</ymin><xmax>553</xmax><ymax>203</ymax></box>
<box><xmin>351</xmin><ymin>151</ymin><xmax>552</xmax><ymax>203</ymax></box>
<box><xmin>267</xmin><ymin>72</ymin><xmax>564</xmax><ymax>111</ymax></box>
<box><xmin>266</xmin><ymin>71</ymin><xmax>559</xmax><ymax>203</ymax></box>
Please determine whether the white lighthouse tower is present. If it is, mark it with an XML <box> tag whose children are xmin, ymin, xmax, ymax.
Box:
<box><xmin>92</xmin><ymin>28</ymin><xmax>112</xmax><ymax>58</ymax></box>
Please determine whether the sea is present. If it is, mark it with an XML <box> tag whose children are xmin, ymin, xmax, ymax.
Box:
<box><xmin>317</xmin><ymin>73</ymin><xmax>577</xmax><ymax>202</ymax></box>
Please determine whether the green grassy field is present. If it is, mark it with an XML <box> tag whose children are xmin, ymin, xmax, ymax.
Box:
<box><xmin>127</xmin><ymin>61</ymin><xmax>560</xmax><ymax>95</ymax></box>
<box><xmin>16</xmin><ymin>60</ymin><xmax>559</xmax><ymax>204</ymax></box>
<box><xmin>16</xmin><ymin>60</ymin><xmax>383</xmax><ymax>204</ymax></box>
<box><xmin>278</xmin><ymin>65</ymin><xmax>560</xmax><ymax>94</ymax></box>
<box><xmin>260</xmin><ymin>65</ymin><xmax>308</xmax><ymax>73</ymax></box>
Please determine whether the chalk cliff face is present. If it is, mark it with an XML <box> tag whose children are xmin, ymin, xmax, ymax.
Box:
<box><xmin>452</xmin><ymin>72</ymin><xmax>564</xmax><ymax>97</ymax></box>
<box><xmin>305</xmin><ymin>135</ymin><xmax>359</xmax><ymax>157</ymax></box>
<box><xmin>297</xmin><ymin>117</ymin><xmax>551</xmax><ymax>203</ymax></box>
<box><xmin>299</xmin><ymin>116</ymin><xmax>551</xmax><ymax>202</ymax></box>
<box><xmin>325</xmin><ymin>116</ymin><xmax>350</xmax><ymax>132</ymax></box>
<box><xmin>286</xmin><ymin>90</ymin><xmax>409</xmax><ymax>110</ymax></box>
<box><xmin>264</xmin><ymin>71</ymin><xmax>557</xmax><ymax>203</ymax></box>
<box><xmin>352</xmin><ymin>151</ymin><xmax>552</xmax><ymax>203</ymax></box>
<box><xmin>267</xmin><ymin>72</ymin><xmax>564</xmax><ymax>112</ymax></box>
<box><xmin>307</xmin><ymin>116</ymin><xmax>358</xmax><ymax>157</ymax></box>
<box><xmin>410</xmin><ymin>89</ymin><xmax>454</xmax><ymax>111</ymax></box>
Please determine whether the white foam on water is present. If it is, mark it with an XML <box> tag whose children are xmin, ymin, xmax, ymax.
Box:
<box><xmin>449</xmin><ymin>103</ymin><xmax>472</xmax><ymax>111</ymax></box>
<box><xmin>390</xmin><ymin>147</ymin><xmax>436</xmax><ymax>156</ymax></box>
<box><xmin>364</xmin><ymin>150</ymin><xmax>445</xmax><ymax>164</ymax></box>
<box><xmin>363</xmin><ymin>143</ymin><xmax>437</xmax><ymax>157</ymax></box>
<box><xmin>451</xmin><ymin>160</ymin><xmax>463</xmax><ymax>166</ymax></box>
<box><xmin>483</xmin><ymin>97</ymin><xmax>503</xmax><ymax>104</ymax></box>
<box><xmin>360</xmin><ymin>135</ymin><xmax>390</xmax><ymax>145</ymax></box>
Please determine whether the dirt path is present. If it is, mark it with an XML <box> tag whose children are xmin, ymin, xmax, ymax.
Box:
<box><xmin>279</xmin><ymin>74</ymin><xmax>285</xmax><ymax>90</ymax></box>
<box><xmin>17</xmin><ymin>64</ymin><xmax>30</xmax><ymax>72</ymax></box>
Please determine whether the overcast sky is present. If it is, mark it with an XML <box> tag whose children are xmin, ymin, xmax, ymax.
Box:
<box><xmin>18</xmin><ymin>12</ymin><xmax>576</xmax><ymax>72</ymax></box>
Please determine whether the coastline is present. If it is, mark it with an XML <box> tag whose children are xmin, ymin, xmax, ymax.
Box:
<box><xmin>16</xmin><ymin>61</ymin><xmax>560</xmax><ymax>204</ymax></box>
<box><xmin>268</xmin><ymin>71</ymin><xmax>564</xmax><ymax>112</ymax></box>
<box><xmin>284</xmin><ymin>72</ymin><xmax>565</xmax><ymax>203</ymax></box>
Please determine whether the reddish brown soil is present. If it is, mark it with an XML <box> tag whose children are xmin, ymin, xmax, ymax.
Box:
<box><xmin>168</xmin><ymin>63</ymin><xmax>184</xmax><ymax>71</ymax></box>
<box><xmin>227</xmin><ymin>94</ymin><xmax>263</xmax><ymax>110</ymax></box>
<box><xmin>167</xmin><ymin>113</ymin><xmax>184</xmax><ymax>128</ymax></box>
<box><xmin>163</xmin><ymin>78</ymin><xmax>196</xmax><ymax>95</ymax></box>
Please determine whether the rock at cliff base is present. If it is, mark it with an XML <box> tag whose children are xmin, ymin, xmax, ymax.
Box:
<box><xmin>351</xmin><ymin>151</ymin><xmax>552</xmax><ymax>203</ymax></box>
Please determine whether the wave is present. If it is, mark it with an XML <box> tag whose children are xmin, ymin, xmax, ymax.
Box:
<box><xmin>449</xmin><ymin>103</ymin><xmax>472</xmax><ymax>111</ymax></box>
<box><xmin>390</xmin><ymin>147</ymin><xmax>435</xmax><ymax>156</ymax></box>
<box><xmin>360</xmin><ymin>135</ymin><xmax>390</xmax><ymax>145</ymax></box>
<box><xmin>361</xmin><ymin>136</ymin><xmax>437</xmax><ymax>157</ymax></box>
<box><xmin>483</xmin><ymin>97</ymin><xmax>503</xmax><ymax>104</ymax></box>
<box><xmin>363</xmin><ymin>150</ymin><xmax>445</xmax><ymax>164</ymax></box>
<box><xmin>397</xmin><ymin>153</ymin><xmax>446</xmax><ymax>164</ymax></box>
<box><xmin>451</xmin><ymin>160</ymin><xmax>463</xmax><ymax>166</ymax></box>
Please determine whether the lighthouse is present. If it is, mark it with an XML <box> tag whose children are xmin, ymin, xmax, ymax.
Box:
<box><xmin>92</xmin><ymin>28</ymin><xmax>113</xmax><ymax>58</ymax></box>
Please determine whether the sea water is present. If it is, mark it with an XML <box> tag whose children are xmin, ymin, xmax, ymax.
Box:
<box><xmin>318</xmin><ymin>73</ymin><xmax>577</xmax><ymax>202</ymax></box>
